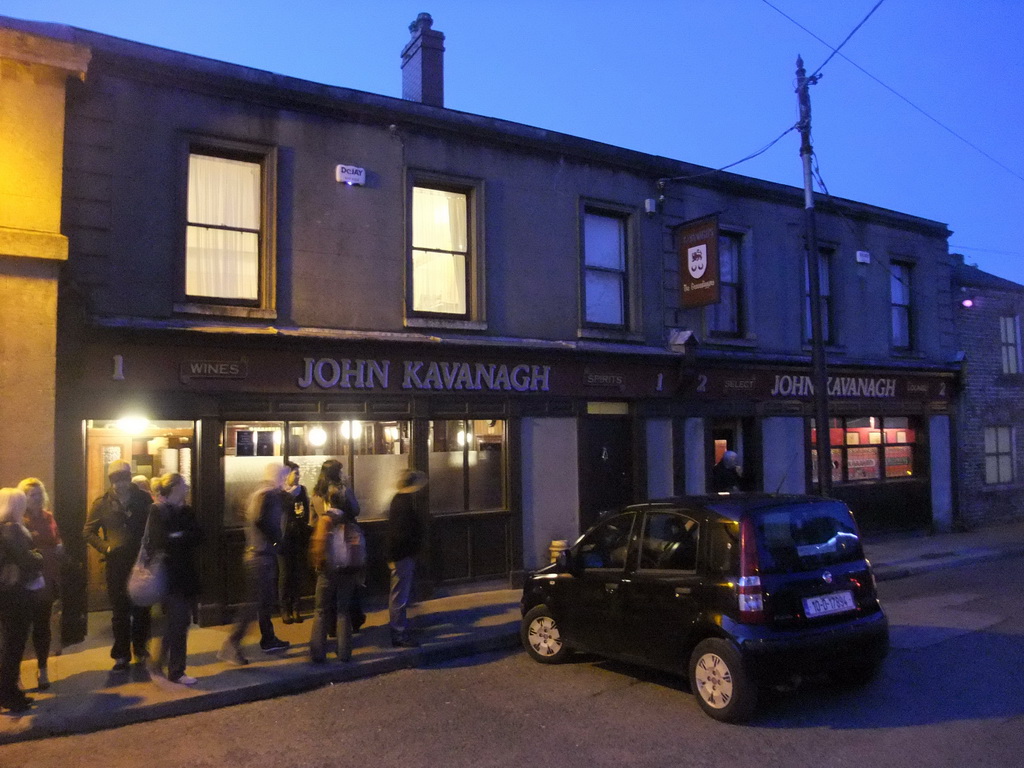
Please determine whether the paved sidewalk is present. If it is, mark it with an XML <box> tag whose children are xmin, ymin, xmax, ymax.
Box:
<box><xmin>0</xmin><ymin>588</ymin><xmax>522</xmax><ymax>744</ymax></box>
<box><xmin>3</xmin><ymin>518</ymin><xmax>1024</xmax><ymax>743</ymax></box>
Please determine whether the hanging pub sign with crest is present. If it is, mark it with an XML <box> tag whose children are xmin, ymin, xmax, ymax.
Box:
<box><xmin>677</xmin><ymin>214</ymin><xmax>720</xmax><ymax>308</ymax></box>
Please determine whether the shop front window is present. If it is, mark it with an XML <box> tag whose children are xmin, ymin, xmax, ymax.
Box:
<box><xmin>428</xmin><ymin>419</ymin><xmax>506</xmax><ymax>514</ymax></box>
<box><xmin>811</xmin><ymin>416</ymin><xmax>917</xmax><ymax>485</ymax></box>
<box><xmin>224</xmin><ymin>419</ymin><xmax>411</xmax><ymax>525</ymax></box>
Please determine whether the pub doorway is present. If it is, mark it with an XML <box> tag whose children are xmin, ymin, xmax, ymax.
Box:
<box><xmin>578</xmin><ymin>409</ymin><xmax>634</xmax><ymax>533</ymax></box>
<box><xmin>83</xmin><ymin>419</ymin><xmax>195</xmax><ymax>610</ymax></box>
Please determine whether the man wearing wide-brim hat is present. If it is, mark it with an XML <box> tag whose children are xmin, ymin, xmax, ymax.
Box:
<box><xmin>83</xmin><ymin>459</ymin><xmax>154</xmax><ymax>670</ymax></box>
<box><xmin>385</xmin><ymin>469</ymin><xmax>427</xmax><ymax>647</ymax></box>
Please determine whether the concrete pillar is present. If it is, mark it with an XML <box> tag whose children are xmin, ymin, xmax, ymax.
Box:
<box><xmin>683</xmin><ymin>417</ymin><xmax>706</xmax><ymax>494</ymax></box>
<box><xmin>521</xmin><ymin>418</ymin><xmax>579</xmax><ymax>571</ymax></box>
<box><xmin>0</xmin><ymin>26</ymin><xmax>89</xmax><ymax>493</ymax></box>
<box><xmin>929</xmin><ymin>414</ymin><xmax>953</xmax><ymax>532</ymax></box>
<box><xmin>762</xmin><ymin>416</ymin><xmax>807</xmax><ymax>494</ymax></box>
<box><xmin>646</xmin><ymin>418</ymin><xmax>673</xmax><ymax>499</ymax></box>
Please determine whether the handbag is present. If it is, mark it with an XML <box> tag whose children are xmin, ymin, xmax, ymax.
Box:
<box><xmin>327</xmin><ymin>521</ymin><xmax>366</xmax><ymax>570</ymax></box>
<box><xmin>127</xmin><ymin>511</ymin><xmax>168</xmax><ymax>606</ymax></box>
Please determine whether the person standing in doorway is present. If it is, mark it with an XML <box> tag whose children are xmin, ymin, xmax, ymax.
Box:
<box><xmin>279</xmin><ymin>461</ymin><xmax>310</xmax><ymax>624</ymax></box>
<box><xmin>18</xmin><ymin>478</ymin><xmax>63</xmax><ymax>691</ymax></box>
<box><xmin>83</xmin><ymin>459</ymin><xmax>153</xmax><ymax>671</ymax></box>
<box><xmin>711</xmin><ymin>450</ymin><xmax>743</xmax><ymax>493</ymax></box>
<box><xmin>386</xmin><ymin>469</ymin><xmax>427</xmax><ymax>648</ymax></box>
<box><xmin>145</xmin><ymin>473</ymin><xmax>203</xmax><ymax>685</ymax></box>
<box><xmin>218</xmin><ymin>463</ymin><xmax>291</xmax><ymax>665</ymax></box>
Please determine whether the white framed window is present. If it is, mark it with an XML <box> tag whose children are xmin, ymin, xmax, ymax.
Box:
<box><xmin>804</xmin><ymin>247</ymin><xmax>833</xmax><ymax>343</ymax></box>
<box><xmin>985</xmin><ymin>426</ymin><xmax>1015</xmax><ymax>484</ymax></box>
<box><xmin>708</xmin><ymin>232</ymin><xmax>743</xmax><ymax>336</ymax></box>
<box><xmin>583</xmin><ymin>210</ymin><xmax>627</xmax><ymax>327</ymax></box>
<box><xmin>1000</xmin><ymin>316</ymin><xmax>1021</xmax><ymax>374</ymax></box>
<box><xmin>186</xmin><ymin>153</ymin><xmax>264</xmax><ymax>303</ymax></box>
<box><xmin>891</xmin><ymin>262</ymin><xmax>912</xmax><ymax>349</ymax></box>
<box><xmin>411</xmin><ymin>186</ymin><xmax>470</xmax><ymax>316</ymax></box>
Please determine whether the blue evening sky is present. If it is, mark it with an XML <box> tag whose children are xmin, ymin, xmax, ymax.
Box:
<box><xmin>4</xmin><ymin>1</ymin><xmax>1022</xmax><ymax>284</ymax></box>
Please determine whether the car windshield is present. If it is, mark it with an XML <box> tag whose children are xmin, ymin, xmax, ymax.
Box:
<box><xmin>751</xmin><ymin>501</ymin><xmax>864</xmax><ymax>573</ymax></box>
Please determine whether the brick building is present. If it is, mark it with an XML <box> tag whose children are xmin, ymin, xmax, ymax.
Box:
<box><xmin>953</xmin><ymin>255</ymin><xmax>1024</xmax><ymax>527</ymax></box>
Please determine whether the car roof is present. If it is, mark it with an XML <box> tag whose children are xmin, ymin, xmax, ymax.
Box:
<box><xmin>622</xmin><ymin>494</ymin><xmax>845</xmax><ymax>523</ymax></box>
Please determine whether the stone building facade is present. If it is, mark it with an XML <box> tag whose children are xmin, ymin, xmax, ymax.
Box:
<box><xmin>953</xmin><ymin>255</ymin><xmax>1024</xmax><ymax>527</ymax></box>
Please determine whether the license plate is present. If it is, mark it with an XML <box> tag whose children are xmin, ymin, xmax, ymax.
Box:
<box><xmin>803</xmin><ymin>590</ymin><xmax>856</xmax><ymax>618</ymax></box>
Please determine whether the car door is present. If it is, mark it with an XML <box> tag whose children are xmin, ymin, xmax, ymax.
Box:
<box><xmin>618</xmin><ymin>509</ymin><xmax>703</xmax><ymax>673</ymax></box>
<box><xmin>551</xmin><ymin>511</ymin><xmax>637</xmax><ymax>656</ymax></box>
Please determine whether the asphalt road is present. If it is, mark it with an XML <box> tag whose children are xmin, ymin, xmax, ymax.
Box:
<box><xmin>2</xmin><ymin>555</ymin><xmax>1023</xmax><ymax>768</ymax></box>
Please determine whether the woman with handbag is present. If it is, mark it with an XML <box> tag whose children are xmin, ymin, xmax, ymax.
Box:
<box><xmin>0</xmin><ymin>487</ymin><xmax>44</xmax><ymax>712</ymax></box>
<box><xmin>311</xmin><ymin>459</ymin><xmax>365</xmax><ymax>633</ymax></box>
<box><xmin>308</xmin><ymin>488</ymin><xmax>365</xmax><ymax>664</ymax></box>
<box><xmin>18</xmin><ymin>478</ymin><xmax>63</xmax><ymax>691</ymax></box>
<box><xmin>145</xmin><ymin>473</ymin><xmax>203</xmax><ymax>686</ymax></box>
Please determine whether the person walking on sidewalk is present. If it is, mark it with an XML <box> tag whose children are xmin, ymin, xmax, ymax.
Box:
<box><xmin>386</xmin><ymin>469</ymin><xmax>427</xmax><ymax>648</ymax></box>
<box><xmin>145</xmin><ymin>473</ymin><xmax>203</xmax><ymax>686</ymax></box>
<box><xmin>279</xmin><ymin>461</ymin><xmax>310</xmax><ymax>624</ymax></box>
<box><xmin>219</xmin><ymin>463</ymin><xmax>291</xmax><ymax>665</ymax></box>
<box><xmin>308</xmin><ymin>488</ymin><xmax>365</xmax><ymax>663</ymax></box>
<box><xmin>0</xmin><ymin>488</ymin><xmax>44</xmax><ymax>713</ymax></box>
<box><xmin>83</xmin><ymin>459</ymin><xmax>153</xmax><ymax>671</ymax></box>
<box><xmin>18</xmin><ymin>477</ymin><xmax>63</xmax><ymax>691</ymax></box>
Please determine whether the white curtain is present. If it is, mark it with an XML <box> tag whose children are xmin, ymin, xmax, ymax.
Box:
<box><xmin>412</xmin><ymin>187</ymin><xmax>467</xmax><ymax>313</ymax></box>
<box><xmin>186</xmin><ymin>154</ymin><xmax>261</xmax><ymax>300</ymax></box>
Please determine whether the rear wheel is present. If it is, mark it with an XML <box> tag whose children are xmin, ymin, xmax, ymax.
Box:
<box><xmin>688</xmin><ymin>638</ymin><xmax>757</xmax><ymax>723</ymax></box>
<box><xmin>521</xmin><ymin>605</ymin><xmax>571</xmax><ymax>664</ymax></box>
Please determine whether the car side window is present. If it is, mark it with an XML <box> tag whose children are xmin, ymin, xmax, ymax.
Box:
<box><xmin>578</xmin><ymin>514</ymin><xmax>634</xmax><ymax>569</ymax></box>
<box><xmin>639</xmin><ymin>512</ymin><xmax>699</xmax><ymax>571</ymax></box>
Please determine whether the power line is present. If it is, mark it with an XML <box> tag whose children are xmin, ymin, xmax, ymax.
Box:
<box><xmin>761</xmin><ymin>0</ymin><xmax>1024</xmax><ymax>185</ymax></box>
<box><xmin>807</xmin><ymin>0</ymin><xmax>886</xmax><ymax>78</ymax></box>
<box><xmin>658</xmin><ymin>123</ymin><xmax>797</xmax><ymax>185</ymax></box>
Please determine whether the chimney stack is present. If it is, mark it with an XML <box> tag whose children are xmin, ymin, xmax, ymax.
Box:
<box><xmin>401</xmin><ymin>12</ymin><xmax>445</xmax><ymax>107</ymax></box>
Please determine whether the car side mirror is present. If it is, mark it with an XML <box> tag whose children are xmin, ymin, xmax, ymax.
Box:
<box><xmin>557</xmin><ymin>548</ymin><xmax>579</xmax><ymax>574</ymax></box>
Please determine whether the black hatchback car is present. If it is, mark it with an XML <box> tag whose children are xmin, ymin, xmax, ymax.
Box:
<box><xmin>520</xmin><ymin>494</ymin><xmax>889</xmax><ymax>722</ymax></box>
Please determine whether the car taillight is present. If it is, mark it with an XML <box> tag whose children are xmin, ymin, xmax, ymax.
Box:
<box><xmin>738</xmin><ymin>515</ymin><xmax>765</xmax><ymax>624</ymax></box>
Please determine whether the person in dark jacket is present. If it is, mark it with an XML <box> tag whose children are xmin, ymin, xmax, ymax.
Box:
<box><xmin>711</xmin><ymin>450</ymin><xmax>743</xmax><ymax>493</ymax></box>
<box><xmin>218</xmin><ymin>463</ymin><xmax>291</xmax><ymax>665</ymax></box>
<box><xmin>145</xmin><ymin>473</ymin><xmax>203</xmax><ymax>685</ymax></box>
<box><xmin>83</xmin><ymin>459</ymin><xmax>153</xmax><ymax>670</ymax></box>
<box><xmin>0</xmin><ymin>488</ymin><xmax>44</xmax><ymax>712</ymax></box>
<box><xmin>308</xmin><ymin>489</ymin><xmax>363</xmax><ymax>663</ymax></box>
<box><xmin>279</xmin><ymin>461</ymin><xmax>310</xmax><ymax>624</ymax></box>
<box><xmin>385</xmin><ymin>469</ymin><xmax>427</xmax><ymax>648</ymax></box>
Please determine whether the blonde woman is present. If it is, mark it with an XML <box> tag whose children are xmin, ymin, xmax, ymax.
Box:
<box><xmin>0</xmin><ymin>488</ymin><xmax>44</xmax><ymax>712</ymax></box>
<box><xmin>17</xmin><ymin>478</ymin><xmax>63</xmax><ymax>691</ymax></box>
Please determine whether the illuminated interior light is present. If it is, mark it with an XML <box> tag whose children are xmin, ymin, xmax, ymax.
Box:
<box><xmin>340</xmin><ymin>421</ymin><xmax>363</xmax><ymax>440</ymax></box>
<box><xmin>116</xmin><ymin>416</ymin><xmax>150</xmax><ymax>435</ymax></box>
<box><xmin>961</xmin><ymin>298</ymin><xmax>974</xmax><ymax>308</ymax></box>
<box><xmin>308</xmin><ymin>426</ymin><xmax>327</xmax><ymax>447</ymax></box>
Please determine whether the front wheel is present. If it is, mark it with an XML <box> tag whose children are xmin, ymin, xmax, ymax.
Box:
<box><xmin>521</xmin><ymin>605</ymin><xmax>571</xmax><ymax>664</ymax></box>
<box><xmin>688</xmin><ymin>638</ymin><xmax>757</xmax><ymax>723</ymax></box>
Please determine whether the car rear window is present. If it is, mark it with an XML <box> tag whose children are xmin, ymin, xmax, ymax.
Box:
<box><xmin>751</xmin><ymin>501</ymin><xmax>864</xmax><ymax>573</ymax></box>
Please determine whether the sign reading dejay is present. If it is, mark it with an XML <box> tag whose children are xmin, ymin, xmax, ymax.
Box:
<box><xmin>770</xmin><ymin>374</ymin><xmax>897</xmax><ymax>398</ymax></box>
<box><xmin>298</xmin><ymin>358</ymin><xmax>552</xmax><ymax>392</ymax></box>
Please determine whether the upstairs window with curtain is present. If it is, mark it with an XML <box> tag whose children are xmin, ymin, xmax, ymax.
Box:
<box><xmin>411</xmin><ymin>186</ymin><xmax>469</xmax><ymax>316</ymax></box>
<box><xmin>891</xmin><ymin>262</ymin><xmax>912</xmax><ymax>350</ymax></box>
<box><xmin>804</xmin><ymin>247</ymin><xmax>833</xmax><ymax>344</ymax></box>
<box><xmin>708</xmin><ymin>232</ymin><xmax>743</xmax><ymax>336</ymax></box>
<box><xmin>583</xmin><ymin>211</ymin><xmax>627</xmax><ymax>327</ymax></box>
<box><xmin>186</xmin><ymin>153</ymin><xmax>262</xmax><ymax>302</ymax></box>
<box><xmin>1000</xmin><ymin>316</ymin><xmax>1021</xmax><ymax>374</ymax></box>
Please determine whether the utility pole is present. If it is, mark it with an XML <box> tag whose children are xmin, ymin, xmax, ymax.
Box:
<box><xmin>796</xmin><ymin>55</ymin><xmax>833</xmax><ymax>497</ymax></box>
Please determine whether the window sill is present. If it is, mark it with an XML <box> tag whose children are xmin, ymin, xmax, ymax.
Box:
<box><xmin>708</xmin><ymin>334</ymin><xmax>759</xmax><ymax>349</ymax></box>
<box><xmin>577</xmin><ymin>327</ymin><xmax>644</xmax><ymax>343</ymax></box>
<box><xmin>405</xmin><ymin>317</ymin><xmax>488</xmax><ymax>332</ymax></box>
<box><xmin>174</xmin><ymin>303</ymin><xmax>277</xmax><ymax>321</ymax></box>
